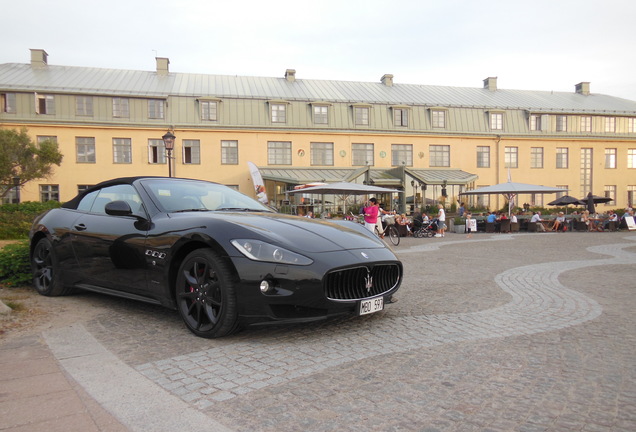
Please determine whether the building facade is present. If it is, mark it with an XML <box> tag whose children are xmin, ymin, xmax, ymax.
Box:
<box><xmin>1</xmin><ymin>49</ymin><xmax>636</xmax><ymax>212</ymax></box>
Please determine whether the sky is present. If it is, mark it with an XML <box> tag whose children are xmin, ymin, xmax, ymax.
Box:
<box><xmin>2</xmin><ymin>0</ymin><xmax>636</xmax><ymax>101</ymax></box>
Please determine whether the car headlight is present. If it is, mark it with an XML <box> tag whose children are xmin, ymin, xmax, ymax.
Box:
<box><xmin>231</xmin><ymin>239</ymin><xmax>313</xmax><ymax>265</ymax></box>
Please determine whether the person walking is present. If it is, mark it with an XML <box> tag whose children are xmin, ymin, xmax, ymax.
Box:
<box><xmin>363</xmin><ymin>198</ymin><xmax>380</xmax><ymax>234</ymax></box>
<box><xmin>435</xmin><ymin>204</ymin><xmax>446</xmax><ymax>237</ymax></box>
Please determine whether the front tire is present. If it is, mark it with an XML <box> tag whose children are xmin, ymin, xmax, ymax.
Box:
<box><xmin>175</xmin><ymin>249</ymin><xmax>239</xmax><ymax>338</ymax></box>
<box><xmin>387</xmin><ymin>225</ymin><xmax>400</xmax><ymax>246</ymax></box>
<box><xmin>31</xmin><ymin>238</ymin><xmax>69</xmax><ymax>296</ymax></box>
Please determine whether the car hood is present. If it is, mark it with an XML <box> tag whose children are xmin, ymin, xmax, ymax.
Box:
<box><xmin>178</xmin><ymin>212</ymin><xmax>384</xmax><ymax>253</ymax></box>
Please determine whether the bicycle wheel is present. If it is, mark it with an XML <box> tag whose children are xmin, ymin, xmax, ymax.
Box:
<box><xmin>387</xmin><ymin>225</ymin><xmax>400</xmax><ymax>246</ymax></box>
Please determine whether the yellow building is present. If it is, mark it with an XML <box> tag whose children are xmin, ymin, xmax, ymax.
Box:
<box><xmin>2</xmin><ymin>49</ymin><xmax>636</xmax><ymax>213</ymax></box>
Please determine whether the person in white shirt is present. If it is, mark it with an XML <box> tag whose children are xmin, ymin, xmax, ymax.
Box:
<box><xmin>435</xmin><ymin>204</ymin><xmax>446</xmax><ymax>237</ymax></box>
<box><xmin>530</xmin><ymin>212</ymin><xmax>546</xmax><ymax>232</ymax></box>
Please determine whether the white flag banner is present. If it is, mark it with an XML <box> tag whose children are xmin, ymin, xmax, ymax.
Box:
<box><xmin>247</xmin><ymin>161</ymin><xmax>269</xmax><ymax>205</ymax></box>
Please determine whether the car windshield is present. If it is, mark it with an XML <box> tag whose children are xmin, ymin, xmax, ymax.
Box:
<box><xmin>139</xmin><ymin>178</ymin><xmax>274</xmax><ymax>213</ymax></box>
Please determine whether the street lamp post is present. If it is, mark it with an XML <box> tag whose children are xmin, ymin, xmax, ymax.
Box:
<box><xmin>162</xmin><ymin>131</ymin><xmax>176</xmax><ymax>177</ymax></box>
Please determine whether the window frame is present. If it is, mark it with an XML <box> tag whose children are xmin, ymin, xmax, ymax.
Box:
<box><xmin>40</xmin><ymin>184</ymin><xmax>60</xmax><ymax>202</ymax></box>
<box><xmin>148</xmin><ymin>99</ymin><xmax>165</xmax><ymax>119</ymax></box>
<box><xmin>76</xmin><ymin>137</ymin><xmax>96</xmax><ymax>163</ymax></box>
<box><xmin>221</xmin><ymin>140</ymin><xmax>239</xmax><ymax>165</ymax></box>
<box><xmin>431</xmin><ymin>110</ymin><xmax>447</xmax><ymax>128</ymax></box>
<box><xmin>353</xmin><ymin>105</ymin><xmax>370</xmax><ymax>126</ymax></box>
<box><xmin>504</xmin><ymin>146</ymin><xmax>518</xmax><ymax>169</ymax></box>
<box><xmin>530</xmin><ymin>147</ymin><xmax>544</xmax><ymax>169</ymax></box>
<box><xmin>113</xmin><ymin>138</ymin><xmax>132</xmax><ymax>164</ymax></box>
<box><xmin>556</xmin><ymin>147</ymin><xmax>569</xmax><ymax>169</ymax></box>
<box><xmin>391</xmin><ymin>144</ymin><xmax>413</xmax><ymax>166</ymax></box>
<box><xmin>75</xmin><ymin>96</ymin><xmax>94</xmax><ymax>116</ymax></box>
<box><xmin>580</xmin><ymin>116</ymin><xmax>592</xmax><ymax>132</ymax></box>
<box><xmin>351</xmin><ymin>143</ymin><xmax>374</xmax><ymax>166</ymax></box>
<box><xmin>267</xmin><ymin>141</ymin><xmax>292</xmax><ymax>165</ymax></box>
<box><xmin>312</xmin><ymin>104</ymin><xmax>329</xmax><ymax>125</ymax></box>
<box><xmin>112</xmin><ymin>97</ymin><xmax>130</xmax><ymax>118</ymax></box>
<box><xmin>35</xmin><ymin>93</ymin><xmax>55</xmax><ymax>115</ymax></box>
<box><xmin>270</xmin><ymin>103</ymin><xmax>287</xmax><ymax>124</ymax></box>
<box><xmin>605</xmin><ymin>117</ymin><xmax>616</xmax><ymax>133</ymax></box>
<box><xmin>1</xmin><ymin>93</ymin><xmax>16</xmax><ymax>113</ymax></box>
<box><xmin>476</xmin><ymin>146</ymin><xmax>490</xmax><ymax>168</ymax></box>
<box><xmin>200</xmin><ymin>100</ymin><xmax>218</xmax><ymax>121</ymax></box>
<box><xmin>148</xmin><ymin>139</ymin><xmax>167</xmax><ymax>164</ymax></box>
<box><xmin>605</xmin><ymin>148</ymin><xmax>617</xmax><ymax>169</ymax></box>
<box><xmin>429</xmin><ymin>145</ymin><xmax>450</xmax><ymax>167</ymax></box>
<box><xmin>393</xmin><ymin>107</ymin><xmax>409</xmax><ymax>127</ymax></box>
<box><xmin>310</xmin><ymin>142</ymin><xmax>334</xmax><ymax>166</ymax></box>
<box><xmin>182</xmin><ymin>139</ymin><xmax>201</xmax><ymax>164</ymax></box>
<box><xmin>489</xmin><ymin>112</ymin><xmax>503</xmax><ymax>130</ymax></box>
<box><xmin>556</xmin><ymin>115</ymin><xmax>568</xmax><ymax>132</ymax></box>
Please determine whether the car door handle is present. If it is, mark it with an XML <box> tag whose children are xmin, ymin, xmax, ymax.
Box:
<box><xmin>74</xmin><ymin>224</ymin><xmax>87</xmax><ymax>231</ymax></box>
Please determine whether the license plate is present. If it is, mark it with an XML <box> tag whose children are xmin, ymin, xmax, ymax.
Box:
<box><xmin>358</xmin><ymin>297</ymin><xmax>384</xmax><ymax>315</ymax></box>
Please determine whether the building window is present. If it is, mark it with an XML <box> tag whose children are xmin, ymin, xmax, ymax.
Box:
<box><xmin>113</xmin><ymin>138</ymin><xmax>132</xmax><ymax>164</ymax></box>
<box><xmin>629</xmin><ymin>118</ymin><xmax>636</xmax><ymax>133</ymax></box>
<box><xmin>504</xmin><ymin>146</ymin><xmax>518</xmax><ymax>168</ymax></box>
<box><xmin>76</xmin><ymin>137</ymin><xmax>96</xmax><ymax>163</ymax></box>
<box><xmin>476</xmin><ymin>186</ymin><xmax>490</xmax><ymax>208</ymax></box>
<box><xmin>391</xmin><ymin>144</ymin><xmax>412</xmax><ymax>166</ymax></box>
<box><xmin>490</xmin><ymin>112</ymin><xmax>503</xmax><ymax>130</ymax></box>
<box><xmin>477</xmin><ymin>146</ymin><xmax>490</xmax><ymax>168</ymax></box>
<box><xmin>530</xmin><ymin>194</ymin><xmax>544</xmax><ymax>207</ymax></box>
<box><xmin>113</xmin><ymin>98</ymin><xmax>130</xmax><ymax>118</ymax></box>
<box><xmin>628</xmin><ymin>185</ymin><xmax>636</xmax><ymax>207</ymax></box>
<box><xmin>313</xmin><ymin>105</ymin><xmax>328</xmax><ymax>124</ymax></box>
<box><xmin>605</xmin><ymin>117</ymin><xmax>616</xmax><ymax>132</ymax></box>
<box><xmin>183</xmin><ymin>140</ymin><xmax>200</xmax><ymax>164</ymax></box>
<box><xmin>530</xmin><ymin>147</ymin><xmax>544</xmax><ymax>168</ymax></box>
<box><xmin>628</xmin><ymin>149</ymin><xmax>636</xmax><ymax>169</ymax></box>
<box><xmin>267</xmin><ymin>141</ymin><xmax>291</xmax><ymax>165</ymax></box>
<box><xmin>37</xmin><ymin>136</ymin><xmax>57</xmax><ymax>144</ymax></box>
<box><xmin>35</xmin><ymin>94</ymin><xmax>55</xmax><ymax>114</ymax></box>
<box><xmin>394</xmin><ymin>108</ymin><xmax>408</xmax><ymax>127</ymax></box>
<box><xmin>78</xmin><ymin>185</ymin><xmax>93</xmax><ymax>194</ymax></box>
<box><xmin>580</xmin><ymin>148</ymin><xmax>593</xmax><ymax>197</ymax></box>
<box><xmin>432</xmin><ymin>110</ymin><xmax>446</xmax><ymax>128</ymax></box>
<box><xmin>271</xmin><ymin>103</ymin><xmax>286</xmax><ymax>123</ymax></box>
<box><xmin>555</xmin><ymin>186</ymin><xmax>569</xmax><ymax>200</ymax></box>
<box><xmin>200</xmin><ymin>101</ymin><xmax>217</xmax><ymax>121</ymax></box>
<box><xmin>529</xmin><ymin>114</ymin><xmax>541</xmax><ymax>131</ymax></box>
<box><xmin>581</xmin><ymin>116</ymin><xmax>592</xmax><ymax>132</ymax></box>
<box><xmin>429</xmin><ymin>145</ymin><xmax>450</xmax><ymax>167</ymax></box>
<box><xmin>75</xmin><ymin>96</ymin><xmax>93</xmax><ymax>116</ymax></box>
<box><xmin>556</xmin><ymin>115</ymin><xmax>568</xmax><ymax>132</ymax></box>
<box><xmin>556</xmin><ymin>147</ymin><xmax>569</xmax><ymax>169</ymax></box>
<box><xmin>221</xmin><ymin>140</ymin><xmax>239</xmax><ymax>165</ymax></box>
<box><xmin>40</xmin><ymin>185</ymin><xmax>59</xmax><ymax>202</ymax></box>
<box><xmin>1</xmin><ymin>93</ymin><xmax>16</xmax><ymax>113</ymax></box>
<box><xmin>352</xmin><ymin>143</ymin><xmax>374</xmax><ymax>166</ymax></box>
<box><xmin>605</xmin><ymin>148</ymin><xmax>617</xmax><ymax>169</ymax></box>
<box><xmin>148</xmin><ymin>99</ymin><xmax>164</xmax><ymax>119</ymax></box>
<box><xmin>354</xmin><ymin>107</ymin><xmax>370</xmax><ymax>126</ymax></box>
<box><xmin>148</xmin><ymin>139</ymin><xmax>166</xmax><ymax>164</ymax></box>
<box><xmin>604</xmin><ymin>185</ymin><xmax>616</xmax><ymax>206</ymax></box>
<box><xmin>310</xmin><ymin>142</ymin><xmax>334</xmax><ymax>166</ymax></box>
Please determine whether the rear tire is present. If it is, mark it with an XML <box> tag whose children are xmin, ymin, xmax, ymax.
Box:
<box><xmin>175</xmin><ymin>249</ymin><xmax>239</xmax><ymax>338</ymax></box>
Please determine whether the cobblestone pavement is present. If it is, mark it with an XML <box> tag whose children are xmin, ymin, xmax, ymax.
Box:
<box><xmin>43</xmin><ymin>232</ymin><xmax>636</xmax><ymax>431</ymax></box>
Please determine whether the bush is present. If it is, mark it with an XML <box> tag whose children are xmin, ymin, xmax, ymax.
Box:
<box><xmin>0</xmin><ymin>240</ymin><xmax>31</xmax><ymax>287</ymax></box>
<box><xmin>0</xmin><ymin>201</ymin><xmax>60</xmax><ymax>239</ymax></box>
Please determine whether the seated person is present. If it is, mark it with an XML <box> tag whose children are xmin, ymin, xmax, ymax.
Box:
<box><xmin>552</xmin><ymin>212</ymin><xmax>566</xmax><ymax>231</ymax></box>
<box><xmin>603</xmin><ymin>210</ymin><xmax>618</xmax><ymax>230</ymax></box>
<box><xmin>530</xmin><ymin>211</ymin><xmax>546</xmax><ymax>232</ymax></box>
<box><xmin>582</xmin><ymin>210</ymin><xmax>594</xmax><ymax>231</ymax></box>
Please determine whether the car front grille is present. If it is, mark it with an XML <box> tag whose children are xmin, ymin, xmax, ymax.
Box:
<box><xmin>324</xmin><ymin>264</ymin><xmax>401</xmax><ymax>300</ymax></box>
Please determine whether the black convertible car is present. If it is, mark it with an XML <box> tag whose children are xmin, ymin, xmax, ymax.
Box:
<box><xmin>29</xmin><ymin>177</ymin><xmax>402</xmax><ymax>338</ymax></box>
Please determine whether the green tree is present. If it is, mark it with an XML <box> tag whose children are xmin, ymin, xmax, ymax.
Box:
<box><xmin>0</xmin><ymin>128</ymin><xmax>63</xmax><ymax>198</ymax></box>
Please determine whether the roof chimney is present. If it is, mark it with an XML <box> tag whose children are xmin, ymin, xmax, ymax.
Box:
<box><xmin>575</xmin><ymin>82</ymin><xmax>590</xmax><ymax>96</ymax></box>
<box><xmin>30</xmin><ymin>49</ymin><xmax>48</xmax><ymax>67</ymax></box>
<box><xmin>285</xmin><ymin>69</ymin><xmax>296</xmax><ymax>82</ymax></box>
<box><xmin>381</xmin><ymin>74</ymin><xmax>394</xmax><ymax>87</ymax></box>
<box><xmin>483</xmin><ymin>77</ymin><xmax>497</xmax><ymax>91</ymax></box>
<box><xmin>156</xmin><ymin>57</ymin><xmax>170</xmax><ymax>75</ymax></box>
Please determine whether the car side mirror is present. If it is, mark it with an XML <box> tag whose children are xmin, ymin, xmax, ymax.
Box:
<box><xmin>105</xmin><ymin>200</ymin><xmax>133</xmax><ymax>216</ymax></box>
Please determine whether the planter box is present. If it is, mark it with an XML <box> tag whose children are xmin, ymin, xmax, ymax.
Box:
<box><xmin>455</xmin><ymin>225</ymin><xmax>466</xmax><ymax>234</ymax></box>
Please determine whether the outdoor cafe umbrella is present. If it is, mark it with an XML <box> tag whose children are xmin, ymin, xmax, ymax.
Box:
<box><xmin>579</xmin><ymin>192</ymin><xmax>613</xmax><ymax>214</ymax></box>
<box><xmin>547</xmin><ymin>195</ymin><xmax>581</xmax><ymax>214</ymax></box>
<box><xmin>287</xmin><ymin>181</ymin><xmax>402</xmax><ymax>214</ymax></box>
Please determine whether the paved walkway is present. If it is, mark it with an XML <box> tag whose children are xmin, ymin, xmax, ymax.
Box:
<box><xmin>2</xmin><ymin>232</ymin><xmax>635</xmax><ymax>431</ymax></box>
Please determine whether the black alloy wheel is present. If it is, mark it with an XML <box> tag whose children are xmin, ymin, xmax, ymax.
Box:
<box><xmin>31</xmin><ymin>237</ymin><xmax>68</xmax><ymax>296</ymax></box>
<box><xmin>175</xmin><ymin>249</ymin><xmax>238</xmax><ymax>338</ymax></box>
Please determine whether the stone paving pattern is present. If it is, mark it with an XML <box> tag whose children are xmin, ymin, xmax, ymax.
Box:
<box><xmin>74</xmin><ymin>232</ymin><xmax>636</xmax><ymax>431</ymax></box>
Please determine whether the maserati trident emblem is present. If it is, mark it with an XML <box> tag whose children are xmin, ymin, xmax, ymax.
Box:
<box><xmin>364</xmin><ymin>272</ymin><xmax>373</xmax><ymax>292</ymax></box>
<box><xmin>360</xmin><ymin>252</ymin><xmax>369</xmax><ymax>259</ymax></box>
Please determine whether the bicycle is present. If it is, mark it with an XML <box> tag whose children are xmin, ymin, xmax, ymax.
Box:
<box><xmin>376</xmin><ymin>224</ymin><xmax>400</xmax><ymax>246</ymax></box>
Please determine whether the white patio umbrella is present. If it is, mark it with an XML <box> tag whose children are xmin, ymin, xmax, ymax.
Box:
<box><xmin>459</xmin><ymin>181</ymin><xmax>568</xmax><ymax>216</ymax></box>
